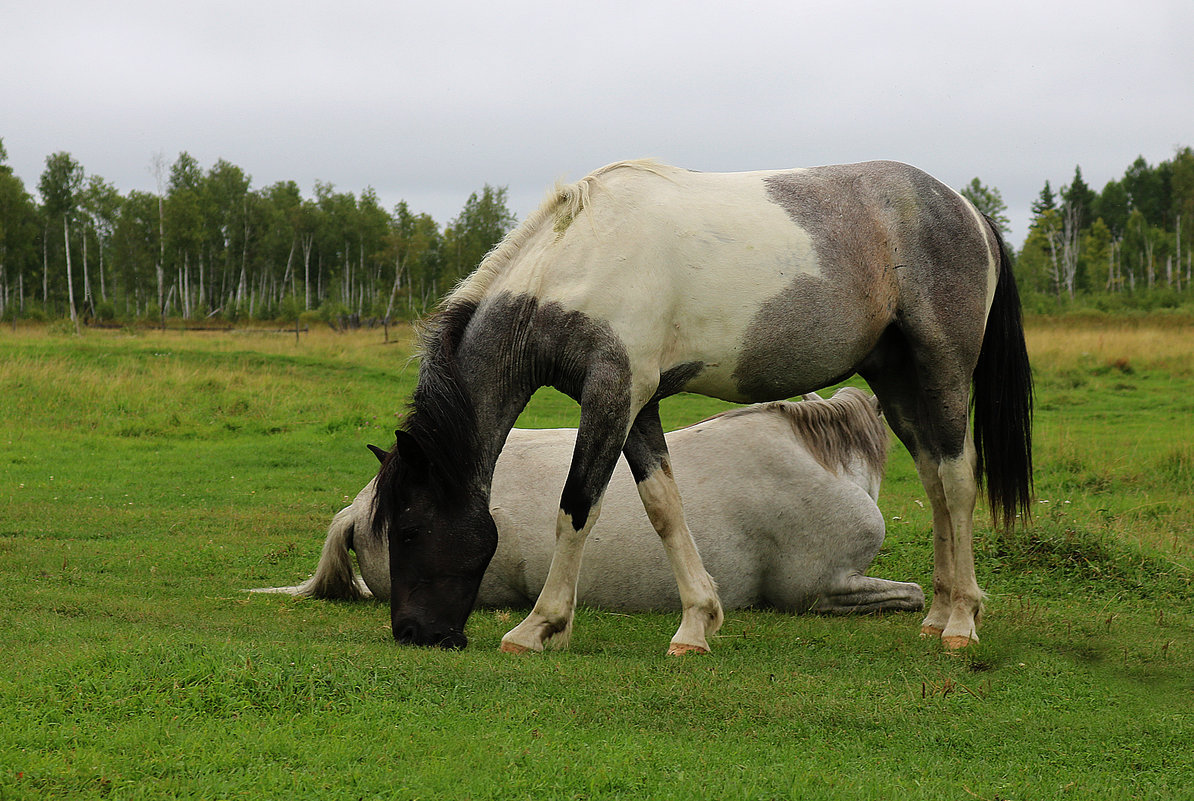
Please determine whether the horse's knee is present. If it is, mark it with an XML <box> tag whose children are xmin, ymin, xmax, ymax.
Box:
<box><xmin>559</xmin><ymin>478</ymin><xmax>598</xmax><ymax>532</ymax></box>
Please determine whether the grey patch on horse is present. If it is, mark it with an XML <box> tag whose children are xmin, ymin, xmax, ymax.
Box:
<box><xmin>459</xmin><ymin>292</ymin><xmax>630</xmax><ymax>408</ymax></box>
<box><xmin>729</xmin><ymin>164</ymin><xmax>909</xmax><ymax>401</ymax></box>
<box><xmin>731</xmin><ymin>162</ymin><xmax>993</xmax><ymax>413</ymax></box>
<box><xmin>901</xmin><ymin>167</ymin><xmax>994</xmax><ymax>352</ymax></box>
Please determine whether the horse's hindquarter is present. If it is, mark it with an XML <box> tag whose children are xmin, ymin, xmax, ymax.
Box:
<box><xmin>497</xmin><ymin>163</ymin><xmax>911</xmax><ymax>403</ymax></box>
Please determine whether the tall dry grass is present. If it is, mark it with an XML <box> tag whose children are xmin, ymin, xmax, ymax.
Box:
<box><xmin>1026</xmin><ymin>316</ymin><xmax>1194</xmax><ymax>375</ymax></box>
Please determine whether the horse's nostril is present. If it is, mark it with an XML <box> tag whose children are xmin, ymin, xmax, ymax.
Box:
<box><xmin>395</xmin><ymin>624</ymin><xmax>420</xmax><ymax>644</ymax></box>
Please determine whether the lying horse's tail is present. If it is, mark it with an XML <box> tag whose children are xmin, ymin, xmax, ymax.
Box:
<box><xmin>301</xmin><ymin>505</ymin><xmax>371</xmax><ymax>599</ymax></box>
<box><xmin>972</xmin><ymin>215</ymin><xmax>1034</xmax><ymax>530</ymax></box>
<box><xmin>247</xmin><ymin>504</ymin><xmax>369</xmax><ymax>599</ymax></box>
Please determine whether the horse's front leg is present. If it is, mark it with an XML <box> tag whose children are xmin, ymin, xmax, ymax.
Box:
<box><xmin>498</xmin><ymin>504</ymin><xmax>604</xmax><ymax>653</ymax></box>
<box><xmin>500</xmin><ymin>368</ymin><xmax>631</xmax><ymax>654</ymax></box>
<box><xmin>623</xmin><ymin>403</ymin><xmax>723</xmax><ymax>655</ymax></box>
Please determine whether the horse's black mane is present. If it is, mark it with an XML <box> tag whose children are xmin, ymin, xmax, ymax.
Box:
<box><xmin>372</xmin><ymin>300</ymin><xmax>481</xmax><ymax>533</ymax></box>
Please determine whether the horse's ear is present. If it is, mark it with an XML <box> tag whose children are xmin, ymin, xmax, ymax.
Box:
<box><xmin>367</xmin><ymin>443</ymin><xmax>388</xmax><ymax>464</ymax></box>
<box><xmin>393</xmin><ymin>430</ymin><xmax>428</xmax><ymax>473</ymax></box>
<box><xmin>868</xmin><ymin>394</ymin><xmax>884</xmax><ymax>418</ymax></box>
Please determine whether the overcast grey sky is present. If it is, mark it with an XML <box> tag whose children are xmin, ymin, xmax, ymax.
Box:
<box><xmin>4</xmin><ymin>0</ymin><xmax>1192</xmax><ymax>245</ymax></box>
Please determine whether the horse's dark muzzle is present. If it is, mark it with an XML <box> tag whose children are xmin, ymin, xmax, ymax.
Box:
<box><xmin>394</xmin><ymin>622</ymin><xmax>468</xmax><ymax>650</ymax></box>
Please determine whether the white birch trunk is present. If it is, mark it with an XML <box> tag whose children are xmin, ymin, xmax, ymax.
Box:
<box><xmin>64</xmin><ymin>217</ymin><xmax>80</xmax><ymax>334</ymax></box>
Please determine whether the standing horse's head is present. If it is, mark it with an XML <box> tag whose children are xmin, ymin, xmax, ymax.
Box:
<box><xmin>373</xmin><ymin>430</ymin><xmax>497</xmax><ymax>650</ymax></box>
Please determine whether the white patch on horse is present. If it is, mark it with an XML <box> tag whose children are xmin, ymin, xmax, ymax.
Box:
<box><xmin>484</xmin><ymin>162</ymin><xmax>825</xmax><ymax>402</ymax></box>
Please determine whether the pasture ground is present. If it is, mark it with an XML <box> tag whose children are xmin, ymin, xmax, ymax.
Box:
<box><xmin>1</xmin><ymin>316</ymin><xmax>1191</xmax><ymax>800</ymax></box>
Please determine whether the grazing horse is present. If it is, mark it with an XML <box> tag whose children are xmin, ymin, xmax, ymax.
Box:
<box><xmin>256</xmin><ymin>390</ymin><xmax>924</xmax><ymax>616</ymax></box>
<box><xmin>373</xmin><ymin>159</ymin><xmax>1032</xmax><ymax>653</ymax></box>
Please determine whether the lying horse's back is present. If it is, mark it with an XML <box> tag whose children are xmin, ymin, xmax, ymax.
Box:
<box><xmin>279</xmin><ymin>390</ymin><xmax>921</xmax><ymax>616</ymax></box>
<box><xmin>486</xmin><ymin>389</ymin><xmax>920</xmax><ymax>613</ymax></box>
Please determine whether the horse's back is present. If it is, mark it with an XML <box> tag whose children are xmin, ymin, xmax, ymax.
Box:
<box><xmin>667</xmin><ymin>403</ymin><xmax>893</xmax><ymax>611</ymax></box>
<box><xmin>479</xmin><ymin>160</ymin><xmax>992</xmax><ymax>404</ymax></box>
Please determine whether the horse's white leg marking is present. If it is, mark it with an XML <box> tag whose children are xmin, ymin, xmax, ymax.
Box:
<box><xmin>499</xmin><ymin>502</ymin><xmax>603</xmax><ymax>653</ymax></box>
<box><xmin>914</xmin><ymin>454</ymin><xmax>955</xmax><ymax>638</ymax></box>
<box><xmin>636</xmin><ymin>463</ymin><xmax>723</xmax><ymax>655</ymax></box>
<box><xmin>937</xmin><ymin>442</ymin><xmax>982</xmax><ymax>649</ymax></box>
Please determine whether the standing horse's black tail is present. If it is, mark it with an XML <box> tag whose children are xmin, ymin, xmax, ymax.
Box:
<box><xmin>972</xmin><ymin>216</ymin><xmax>1034</xmax><ymax>530</ymax></box>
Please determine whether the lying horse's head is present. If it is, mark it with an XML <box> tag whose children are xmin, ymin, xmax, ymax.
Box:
<box><xmin>372</xmin><ymin>430</ymin><xmax>497</xmax><ymax>650</ymax></box>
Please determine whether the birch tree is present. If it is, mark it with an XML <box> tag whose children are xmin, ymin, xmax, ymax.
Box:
<box><xmin>38</xmin><ymin>152</ymin><xmax>85</xmax><ymax>331</ymax></box>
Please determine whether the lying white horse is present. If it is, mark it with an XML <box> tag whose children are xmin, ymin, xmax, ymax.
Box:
<box><xmin>257</xmin><ymin>388</ymin><xmax>923</xmax><ymax>614</ymax></box>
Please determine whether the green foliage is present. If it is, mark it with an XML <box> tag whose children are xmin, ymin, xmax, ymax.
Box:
<box><xmin>959</xmin><ymin>177</ymin><xmax>1010</xmax><ymax>236</ymax></box>
<box><xmin>37</xmin><ymin>151</ymin><xmax>84</xmax><ymax>221</ymax></box>
<box><xmin>1</xmin><ymin>150</ymin><xmax>515</xmax><ymax>325</ymax></box>
<box><xmin>93</xmin><ymin>299</ymin><xmax>116</xmax><ymax>321</ymax></box>
<box><xmin>317</xmin><ymin>298</ymin><xmax>351</xmax><ymax>328</ymax></box>
<box><xmin>1061</xmin><ymin>165</ymin><xmax>1096</xmax><ymax>231</ymax></box>
<box><xmin>6</xmin><ymin>145</ymin><xmax>1194</xmax><ymax>324</ymax></box>
<box><xmin>0</xmin><ymin>159</ymin><xmax>40</xmax><ymax>320</ymax></box>
<box><xmin>442</xmin><ymin>184</ymin><xmax>518</xmax><ymax>288</ymax></box>
<box><xmin>1023</xmin><ymin>147</ymin><xmax>1194</xmax><ymax>301</ymax></box>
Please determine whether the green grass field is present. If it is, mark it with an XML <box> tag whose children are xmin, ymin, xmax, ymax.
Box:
<box><xmin>2</xmin><ymin>318</ymin><xmax>1191</xmax><ymax>800</ymax></box>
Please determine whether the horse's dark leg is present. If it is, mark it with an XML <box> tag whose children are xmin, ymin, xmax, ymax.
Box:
<box><xmin>499</xmin><ymin>363</ymin><xmax>634</xmax><ymax>654</ymax></box>
<box><xmin>861</xmin><ymin>329</ymin><xmax>982</xmax><ymax>648</ymax></box>
<box><xmin>621</xmin><ymin>402</ymin><xmax>723</xmax><ymax>655</ymax></box>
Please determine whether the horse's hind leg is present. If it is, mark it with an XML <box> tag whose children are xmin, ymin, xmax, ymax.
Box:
<box><xmin>911</xmin><ymin>444</ymin><xmax>981</xmax><ymax>646</ymax></box>
<box><xmin>622</xmin><ymin>402</ymin><xmax>724</xmax><ymax>655</ymax></box>
<box><xmin>863</xmin><ymin>338</ymin><xmax>983</xmax><ymax>648</ymax></box>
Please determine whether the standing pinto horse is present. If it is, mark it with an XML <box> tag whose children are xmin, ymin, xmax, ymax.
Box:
<box><xmin>374</xmin><ymin>159</ymin><xmax>1032</xmax><ymax>654</ymax></box>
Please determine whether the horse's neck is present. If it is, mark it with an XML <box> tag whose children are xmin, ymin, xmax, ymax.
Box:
<box><xmin>455</xmin><ymin>341</ymin><xmax>537</xmax><ymax>494</ymax></box>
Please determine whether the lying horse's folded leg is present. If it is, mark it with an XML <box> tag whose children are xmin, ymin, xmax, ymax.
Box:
<box><xmin>814</xmin><ymin>574</ymin><xmax>926</xmax><ymax>615</ymax></box>
<box><xmin>623</xmin><ymin>402</ymin><xmax>723</xmax><ymax>655</ymax></box>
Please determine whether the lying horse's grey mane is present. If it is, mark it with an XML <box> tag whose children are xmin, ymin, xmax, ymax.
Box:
<box><xmin>718</xmin><ymin>388</ymin><xmax>888</xmax><ymax>478</ymax></box>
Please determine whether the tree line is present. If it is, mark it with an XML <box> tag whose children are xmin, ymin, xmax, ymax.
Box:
<box><xmin>2</xmin><ymin>139</ymin><xmax>1193</xmax><ymax>327</ymax></box>
<box><xmin>1011</xmin><ymin>147</ymin><xmax>1194</xmax><ymax>310</ymax></box>
<box><xmin>0</xmin><ymin>140</ymin><xmax>515</xmax><ymax>328</ymax></box>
